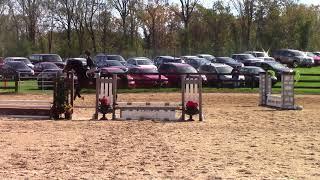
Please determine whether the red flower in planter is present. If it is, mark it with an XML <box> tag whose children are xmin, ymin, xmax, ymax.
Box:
<box><xmin>99</xmin><ymin>96</ymin><xmax>110</xmax><ymax>106</ymax></box>
<box><xmin>185</xmin><ymin>100</ymin><xmax>199</xmax><ymax>116</ymax></box>
<box><xmin>99</xmin><ymin>96</ymin><xmax>111</xmax><ymax>117</ymax></box>
<box><xmin>186</xmin><ymin>101</ymin><xmax>198</xmax><ymax>109</ymax></box>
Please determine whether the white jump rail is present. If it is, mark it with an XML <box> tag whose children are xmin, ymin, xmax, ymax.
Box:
<box><xmin>117</xmin><ymin>102</ymin><xmax>180</xmax><ymax>120</ymax></box>
<box><xmin>0</xmin><ymin>100</ymin><xmax>52</xmax><ymax>108</ymax></box>
<box><xmin>0</xmin><ymin>100</ymin><xmax>52</xmax><ymax>119</ymax></box>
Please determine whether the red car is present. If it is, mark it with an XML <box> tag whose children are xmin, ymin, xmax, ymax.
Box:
<box><xmin>127</xmin><ymin>67</ymin><xmax>168</xmax><ymax>88</ymax></box>
<box><xmin>100</xmin><ymin>67</ymin><xmax>135</xmax><ymax>88</ymax></box>
<box><xmin>158</xmin><ymin>63</ymin><xmax>206</xmax><ymax>87</ymax></box>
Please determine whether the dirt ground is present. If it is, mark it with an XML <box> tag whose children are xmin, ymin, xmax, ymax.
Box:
<box><xmin>0</xmin><ymin>92</ymin><xmax>319</xmax><ymax>179</ymax></box>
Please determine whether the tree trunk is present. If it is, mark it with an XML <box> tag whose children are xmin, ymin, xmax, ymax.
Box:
<box><xmin>122</xmin><ymin>16</ymin><xmax>127</xmax><ymax>52</ymax></box>
<box><xmin>67</xmin><ymin>21</ymin><xmax>72</xmax><ymax>56</ymax></box>
<box><xmin>151</xmin><ymin>17</ymin><xmax>156</xmax><ymax>57</ymax></box>
<box><xmin>90</xmin><ymin>25</ymin><xmax>97</xmax><ymax>53</ymax></box>
<box><xmin>48</xmin><ymin>30</ymin><xmax>53</xmax><ymax>53</ymax></box>
<box><xmin>183</xmin><ymin>20</ymin><xmax>190</xmax><ymax>55</ymax></box>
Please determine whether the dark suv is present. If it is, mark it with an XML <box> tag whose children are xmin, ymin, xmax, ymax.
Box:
<box><xmin>255</xmin><ymin>61</ymin><xmax>293</xmax><ymax>80</ymax></box>
<box><xmin>29</xmin><ymin>54</ymin><xmax>65</xmax><ymax>68</ymax></box>
<box><xmin>153</xmin><ymin>56</ymin><xmax>183</xmax><ymax>67</ymax></box>
<box><xmin>231</xmin><ymin>54</ymin><xmax>263</xmax><ymax>66</ymax></box>
<box><xmin>272</xmin><ymin>49</ymin><xmax>314</xmax><ymax>68</ymax></box>
<box><xmin>158</xmin><ymin>63</ymin><xmax>204</xmax><ymax>87</ymax></box>
<box><xmin>181</xmin><ymin>56</ymin><xmax>211</xmax><ymax>70</ymax></box>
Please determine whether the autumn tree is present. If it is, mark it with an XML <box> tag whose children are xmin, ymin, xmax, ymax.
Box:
<box><xmin>173</xmin><ymin>0</ymin><xmax>198</xmax><ymax>54</ymax></box>
<box><xmin>139</xmin><ymin>0</ymin><xmax>168</xmax><ymax>56</ymax></box>
<box><xmin>84</xmin><ymin>0</ymin><xmax>100</xmax><ymax>53</ymax></box>
<box><xmin>196</xmin><ymin>1</ymin><xmax>235</xmax><ymax>55</ymax></box>
<box><xmin>8</xmin><ymin>0</ymin><xmax>42</xmax><ymax>46</ymax></box>
<box><xmin>97</xmin><ymin>6</ymin><xmax>112</xmax><ymax>53</ymax></box>
<box><xmin>71</xmin><ymin>0</ymin><xmax>86</xmax><ymax>54</ymax></box>
<box><xmin>110</xmin><ymin>0</ymin><xmax>130</xmax><ymax>51</ymax></box>
<box><xmin>51</xmin><ymin>0</ymin><xmax>76</xmax><ymax>56</ymax></box>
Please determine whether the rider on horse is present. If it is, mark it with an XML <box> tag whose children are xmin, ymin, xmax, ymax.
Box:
<box><xmin>85</xmin><ymin>50</ymin><xmax>96</xmax><ymax>75</ymax></box>
<box><xmin>64</xmin><ymin>50</ymin><xmax>97</xmax><ymax>100</ymax></box>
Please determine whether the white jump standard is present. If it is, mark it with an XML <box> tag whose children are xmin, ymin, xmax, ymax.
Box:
<box><xmin>259</xmin><ymin>72</ymin><xmax>302</xmax><ymax>110</ymax></box>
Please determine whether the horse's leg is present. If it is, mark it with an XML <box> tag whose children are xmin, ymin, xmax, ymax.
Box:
<box><xmin>74</xmin><ymin>85</ymin><xmax>82</xmax><ymax>100</ymax></box>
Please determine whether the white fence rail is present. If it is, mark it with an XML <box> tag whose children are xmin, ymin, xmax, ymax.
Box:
<box><xmin>17</xmin><ymin>71</ymin><xmax>59</xmax><ymax>91</ymax></box>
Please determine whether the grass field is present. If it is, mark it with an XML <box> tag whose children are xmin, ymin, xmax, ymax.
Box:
<box><xmin>1</xmin><ymin>67</ymin><xmax>320</xmax><ymax>94</ymax></box>
<box><xmin>295</xmin><ymin>66</ymin><xmax>320</xmax><ymax>86</ymax></box>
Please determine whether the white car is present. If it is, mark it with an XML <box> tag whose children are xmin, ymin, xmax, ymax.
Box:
<box><xmin>244</xmin><ymin>51</ymin><xmax>275</xmax><ymax>61</ymax></box>
<box><xmin>127</xmin><ymin>57</ymin><xmax>157</xmax><ymax>70</ymax></box>
<box><xmin>196</xmin><ymin>54</ymin><xmax>215</xmax><ymax>62</ymax></box>
<box><xmin>4</xmin><ymin>57</ymin><xmax>34</xmax><ymax>69</ymax></box>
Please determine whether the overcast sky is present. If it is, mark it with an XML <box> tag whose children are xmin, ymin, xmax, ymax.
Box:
<box><xmin>302</xmin><ymin>0</ymin><xmax>320</xmax><ymax>5</ymax></box>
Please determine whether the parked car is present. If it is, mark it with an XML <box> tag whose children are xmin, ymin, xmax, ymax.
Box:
<box><xmin>33</xmin><ymin>62</ymin><xmax>61</xmax><ymax>76</ymax></box>
<box><xmin>196</xmin><ymin>54</ymin><xmax>215</xmax><ymax>62</ymax></box>
<box><xmin>29</xmin><ymin>54</ymin><xmax>65</xmax><ymax>68</ymax></box>
<box><xmin>0</xmin><ymin>57</ymin><xmax>4</xmax><ymax>69</ymax></box>
<box><xmin>153</xmin><ymin>56</ymin><xmax>183</xmax><ymax>67</ymax></box>
<box><xmin>313</xmin><ymin>52</ymin><xmax>320</xmax><ymax>56</ymax></box>
<box><xmin>94</xmin><ymin>53</ymin><xmax>107</xmax><ymax>61</ymax></box>
<box><xmin>199</xmin><ymin>63</ymin><xmax>244</xmax><ymax>87</ymax></box>
<box><xmin>158</xmin><ymin>63</ymin><xmax>206</xmax><ymax>87</ymax></box>
<box><xmin>215</xmin><ymin>57</ymin><xmax>244</xmax><ymax>69</ymax></box>
<box><xmin>66</xmin><ymin>58</ymin><xmax>87</xmax><ymax>66</ymax></box>
<box><xmin>127</xmin><ymin>67</ymin><xmax>168</xmax><ymax>88</ymax></box>
<box><xmin>100</xmin><ymin>67</ymin><xmax>134</xmax><ymax>88</ymax></box>
<box><xmin>231</xmin><ymin>54</ymin><xmax>263</xmax><ymax>66</ymax></box>
<box><xmin>272</xmin><ymin>49</ymin><xmax>314</xmax><ymax>68</ymax></box>
<box><xmin>94</xmin><ymin>53</ymin><xmax>127</xmax><ymax>66</ymax></box>
<box><xmin>255</xmin><ymin>61</ymin><xmax>293</xmax><ymax>80</ymax></box>
<box><xmin>244</xmin><ymin>51</ymin><xmax>275</xmax><ymax>61</ymax></box>
<box><xmin>239</xmin><ymin>66</ymin><xmax>277</xmax><ymax>87</ymax></box>
<box><xmin>96</xmin><ymin>59</ymin><xmax>128</xmax><ymax>72</ymax></box>
<box><xmin>305</xmin><ymin>52</ymin><xmax>320</xmax><ymax>66</ymax></box>
<box><xmin>106</xmin><ymin>54</ymin><xmax>127</xmax><ymax>65</ymax></box>
<box><xmin>0</xmin><ymin>61</ymin><xmax>34</xmax><ymax>78</ymax></box>
<box><xmin>4</xmin><ymin>57</ymin><xmax>34</xmax><ymax>69</ymax></box>
<box><xmin>181</xmin><ymin>56</ymin><xmax>211</xmax><ymax>70</ymax></box>
<box><xmin>127</xmin><ymin>57</ymin><xmax>157</xmax><ymax>70</ymax></box>
<box><xmin>37</xmin><ymin>68</ymin><xmax>63</xmax><ymax>89</ymax></box>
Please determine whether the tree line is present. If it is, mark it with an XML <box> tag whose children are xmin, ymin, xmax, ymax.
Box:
<box><xmin>0</xmin><ymin>0</ymin><xmax>320</xmax><ymax>58</ymax></box>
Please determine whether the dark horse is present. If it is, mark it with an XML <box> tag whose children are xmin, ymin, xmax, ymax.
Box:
<box><xmin>63</xmin><ymin>59</ymin><xmax>96</xmax><ymax>100</ymax></box>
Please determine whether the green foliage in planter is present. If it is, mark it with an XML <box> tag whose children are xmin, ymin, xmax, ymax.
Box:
<box><xmin>52</xmin><ymin>77</ymin><xmax>73</xmax><ymax>118</ymax></box>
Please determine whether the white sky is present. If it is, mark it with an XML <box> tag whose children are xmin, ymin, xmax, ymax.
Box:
<box><xmin>302</xmin><ymin>0</ymin><xmax>320</xmax><ymax>5</ymax></box>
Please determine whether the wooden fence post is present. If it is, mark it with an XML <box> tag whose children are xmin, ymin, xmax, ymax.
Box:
<box><xmin>199</xmin><ymin>75</ymin><xmax>203</xmax><ymax>121</ymax></box>
<box><xmin>112</xmin><ymin>74</ymin><xmax>117</xmax><ymax>120</ymax></box>
<box><xmin>14</xmin><ymin>74</ymin><xmax>19</xmax><ymax>93</ymax></box>
<box><xmin>181</xmin><ymin>75</ymin><xmax>186</xmax><ymax>121</ymax></box>
<box><xmin>95</xmin><ymin>72</ymin><xmax>100</xmax><ymax>120</ymax></box>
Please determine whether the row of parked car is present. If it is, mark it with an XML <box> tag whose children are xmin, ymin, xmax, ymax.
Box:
<box><xmin>89</xmin><ymin>53</ymin><xmax>286</xmax><ymax>88</ymax></box>
<box><xmin>0</xmin><ymin>48</ymin><xmax>318</xmax><ymax>89</ymax></box>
